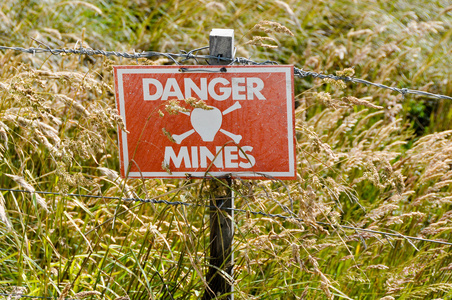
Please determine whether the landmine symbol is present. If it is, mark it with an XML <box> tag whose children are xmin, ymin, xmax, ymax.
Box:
<box><xmin>172</xmin><ymin>102</ymin><xmax>243</xmax><ymax>144</ymax></box>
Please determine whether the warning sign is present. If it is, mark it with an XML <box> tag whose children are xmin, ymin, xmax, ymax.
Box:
<box><xmin>114</xmin><ymin>65</ymin><xmax>296</xmax><ymax>179</ymax></box>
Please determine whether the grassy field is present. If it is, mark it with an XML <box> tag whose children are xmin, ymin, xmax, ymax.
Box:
<box><xmin>0</xmin><ymin>0</ymin><xmax>452</xmax><ymax>299</ymax></box>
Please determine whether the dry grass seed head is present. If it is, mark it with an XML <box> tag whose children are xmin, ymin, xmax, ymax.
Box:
<box><xmin>55</xmin><ymin>94</ymin><xmax>90</xmax><ymax>117</ymax></box>
<box><xmin>336</xmin><ymin>68</ymin><xmax>355</xmax><ymax>77</ymax></box>
<box><xmin>162</xmin><ymin>160</ymin><xmax>172</xmax><ymax>175</ymax></box>
<box><xmin>429</xmin><ymin>179</ymin><xmax>452</xmax><ymax>192</ymax></box>
<box><xmin>386</xmin><ymin>211</ymin><xmax>426</xmax><ymax>225</ymax></box>
<box><xmin>0</xmin><ymin>193</ymin><xmax>12</xmax><ymax>229</ymax></box>
<box><xmin>244</xmin><ymin>36</ymin><xmax>278</xmax><ymax>49</ymax></box>
<box><xmin>98</xmin><ymin>167</ymin><xmax>135</xmax><ymax>198</ymax></box>
<box><xmin>105</xmin><ymin>108</ymin><xmax>129</xmax><ymax>133</ymax></box>
<box><xmin>57</xmin><ymin>283</ymin><xmax>72</xmax><ymax>300</ymax></box>
<box><xmin>0</xmin><ymin>121</ymin><xmax>9</xmax><ymax>150</ymax></box>
<box><xmin>366</xmin><ymin>264</ymin><xmax>389</xmax><ymax>270</ymax></box>
<box><xmin>392</xmin><ymin>171</ymin><xmax>405</xmax><ymax>195</ymax></box>
<box><xmin>405</xmin><ymin>21</ymin><xmax>445</xmax><ymax>36</ymax></box>
<box><xmin>34</xmin><ymin>129</ymin><xmax>60</xmax><ymax>156</ymax></box>
<box><xmin>29</xmin><ymin>69</ymin><xmax>106</xmax><ymax>94</ymax></box>
<box><xmin>7</xmin><ymin>286</ymin><xmax>28</xmax><ymax>299</ymax></box>
<box><xmin>247</xmin><ymin>20</ymin><xmax>293</xmax><ymax>48</ymax></box>
<box><xmin>332</xmin><ymin>45</ymin><xmax>348</xmax><ymax>61</ymax></box>
<box><xmin>251</xmin><ymin>24</ymin><xmax>273</xmax><ymax>34</ymax></box>
<box><xmin>2</xmin><ymin>115</ymin><xmax>60</xmax><ymax>148</ymax></box>
<box><xmin>342</xmin><ymin>96</ymin><xmax>383</xmax><ymax>109</ymax></box>
<box><xmin>98</xmin><ymin>167</ymin><xmax>120</xmax><ymax>182</ymax></box>
<box><xmin>340</xmin><ymin>254</ymin><xmax>354</xmax><ymax>262</ymax></box>
<box><xmin>323</xmin><ymin>78</ymin><xmax>347</xmax><ymax>89</ymax></box>
<box><xmin>205</xmin><ymin>1</ymin><xmax>226</xmax><ymax>12</ymax></box>
<box><xmin>162</xmin><ymin>128</ymin><xmax>176</xmax><ymax>143</ymax></box>
<box><xmin>312</xmin><ymin>92</ymin><xmax>342</xmax><ymax>109</ymax></box>
<box><xmin>257</xmin><ymin>20</ymin><xmax>294</xmax><ymax>36</ymax></box>
<box><xmin>440</xmin><ymin>263</ymin><xmax>452</xmax><ymax>271</ymax></box>
<box><xmin>304</xmin><ymin>129</ymin><xmax>338</xmax><ymax>161</ymax></box>
<box><xmin>275</xmin><ymin>0</ymin><xmax>299</xmax><ymax>25</ymax></box>
<box><xmin>184</xmin><ymin>97</ymin><xmax>212</xmax><ymax>110</ymax></box>
<box><xmin>291</xmin><ymin>243</ymin><xmax>301</xmax><ymax>263</ymax></box>
<box><xmin>5</xmin><ymin>174</ymin><xmax>48</xmax><ymax>211</ymax></box>
<box><xmin>73</xmin><ymin>291</ymin><xmax>101</xmax><ymax>299</ymax></box>
<box><xmin>165</xmin><ymin>99</ymin><xmax>189</xmax><ymax>114</ymax></box>
<box><xmin>408</xmin><ymin>283</ymin><xmax>452</xmax><ymax>298</ymax></box>
<box><xmin>347</xmin><ymin>29</ymin><xmax>374</xmax><ymax>38</ymax></box>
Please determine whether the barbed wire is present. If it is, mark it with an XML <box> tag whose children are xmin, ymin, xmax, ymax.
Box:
<box><xmin>0</xmin><ymin>292</ymin><xmax>60</xmax><ymax>299</ymax></box>
<box><xmin>0</xmin><ymin>291</ymin><xmax>91</xmax><ymax>300</ymax></box>
<box><xmin>1</xmin><ymin>187</ymin><xmax>451</xmax><ymax>247</ymax></box>
<box><xmin>0</xmin><ymin>45</ymin><xmax>451</xmax><ymax>101</ymax></box>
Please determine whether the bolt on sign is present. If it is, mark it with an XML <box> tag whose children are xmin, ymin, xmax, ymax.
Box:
<box><xmin>114</xmin><ymin>65</ymin><xmax>296</xmax><ymax>179</ymax></box>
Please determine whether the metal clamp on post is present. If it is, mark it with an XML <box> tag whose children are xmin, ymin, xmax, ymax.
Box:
<box><xmin>179</xmin><ymin>67</ymin><xmax>228</xmax><ymax>73</ymax></box>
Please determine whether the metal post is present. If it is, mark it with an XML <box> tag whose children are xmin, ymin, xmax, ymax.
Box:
<box><xmin>208</xmin><ymin>29</ymin><xmax>234</xmax><ymax>66</ymax></box>
<box><xmin>202</xmin><ymin>28</ymin><xmax>234</xmax><ymax>300</ymax></box>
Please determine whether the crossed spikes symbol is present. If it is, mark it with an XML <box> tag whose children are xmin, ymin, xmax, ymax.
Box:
<box><xmin>172</xmin><ymin>102</ymin><xmax>243</xmax><ymax>144</ymax></box>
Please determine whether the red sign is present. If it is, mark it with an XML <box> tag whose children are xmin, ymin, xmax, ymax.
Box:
<box><xmin>114</xmin><ymin>65</ymin><xmax>296</xmax><ymax>179</ymax></box>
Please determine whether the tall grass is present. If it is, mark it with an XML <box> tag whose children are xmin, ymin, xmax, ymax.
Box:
<box><xmin>0</xmin><ymin>0</ymin><xmax>451</xmax><ymax>299</ymax></box>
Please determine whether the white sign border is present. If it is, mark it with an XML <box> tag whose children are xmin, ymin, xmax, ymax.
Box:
<box><xmin>115</xmin><ymin>66</ymin><xmax>295</xmax><ymax>179</ymax></box>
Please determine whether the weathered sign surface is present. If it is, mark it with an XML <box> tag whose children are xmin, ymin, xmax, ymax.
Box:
<box><xmin>114</xmin><ymin>65</ymin><xmax>296</xmax><ymax>179</ymax></box>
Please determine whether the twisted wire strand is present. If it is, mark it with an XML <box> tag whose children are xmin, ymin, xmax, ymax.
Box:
<box><xmin>1</xmin><ymin>187</ymin><xmax>451</xmax><ymax>247</ymax></box>
<box><xmin>293</xmin><ymin>68</ymin><xmax>452</xmax><ymax>101</ymax></box>
<box><xmin>0</xmin><ymin>292</ymin><xmax>51</xmax><ymax>299</ymax></box>
<box><xmin>1</xmin><ymin>45</ymin><xmax>451</xmax><ymax>101</ymax></box>
<box><xmin>0</xmin><ymin>292</ymin><xmax>64</xmax><ymax>299</ymax></box>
